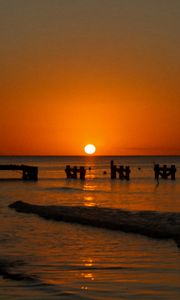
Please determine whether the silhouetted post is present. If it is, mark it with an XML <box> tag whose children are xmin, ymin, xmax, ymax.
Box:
<box><xmin>162</xmin><ymin>165</ymin><xmax>167</xmax><ymax>179</ymax></box>
<box><xmin>65</xmin><ymin>165</ymin><xmax>71</xmax><ymax>178</ymax></box>
<box><xmin>119</xmin><ymin>166</ymin><xmax>124</xmax><ymax>180</ymax></box>
<box><xmin>154</xmin><ymin>164</ymin><xmax>159</xmax><ymax>181</ymax></box>
<box><xmin>73</xmin><ymin>166</ymin><xmax>78</xmax><ymax>179</ymax></box>
<box><xmin>125</xmin><ymin>166</ymin><xmax>130</xmax><ymax>180</ymax></box>
<box><xmin>171</xmin><ymin>165</ymin><xmax>176</xmax><ymax>180</ymax></box>
<box><xmin>31</xmin><ymin>166</ymin><xmax>38</xmax><ymax>180</ymax></box>
<box><xmin>79</xmin><ymin>166</ymin><xmax>86</xmax><ymax>180</ymax></box>
<box><xmin>111</xmin><ymin>160</ymin><xmax>116</xmax><ymax>179</ymax></box>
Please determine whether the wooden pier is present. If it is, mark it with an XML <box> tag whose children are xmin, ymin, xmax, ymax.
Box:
<box><xmin>110</xmin><ymin>160</ymin><xmax>131</xmax><ymax>180</ymax></box>
<box><xmin>0</xmin><ymin>165</ymin><xmax>38</xmax><ymax>180</ymax></box>
<box><xmin>154</xmin><ymin>164</ymin><xmax>176</xmax><ymax>181</ymax></box>
<box><xmin>65</xmin><ymin>165</ymin><xmax>86</xmax><ymax>179</ymax></box>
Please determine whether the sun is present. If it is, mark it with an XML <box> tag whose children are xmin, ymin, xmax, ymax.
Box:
<box><xmin>84</xmin><ymin>144</ymin><xmax>96</xmax><ymax>155</ymax></box>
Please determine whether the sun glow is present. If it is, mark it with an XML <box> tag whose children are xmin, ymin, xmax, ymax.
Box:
<box><xmin>84</xmin><ymin>144</ymin><xmax>96</xmax><ymax>155</ymax></box>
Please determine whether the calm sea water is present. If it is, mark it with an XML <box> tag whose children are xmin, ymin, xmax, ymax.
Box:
<box><xmin>0</xmin><ymin>156</ymin><xmax>180</xmax><ymax>300</ymax></box>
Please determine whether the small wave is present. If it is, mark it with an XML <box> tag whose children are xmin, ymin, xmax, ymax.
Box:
<box><xmin>83</xmin><ymin>187</ymin><xmax>111</xmax><ymax>193</ymax></box>
<box><xmin>46</xmin><ymin>186</ymin><xmax>82</xmax><ymax>192</ymax></box>
<box><xmin>58</xmin><ymin>264</ymin><xmax>129</xmax><ymax>271</ymax></box>
<box><xmin>46</xmin><ymin>186</ymin><xmax>111</xmax><ymax>194</ymax></box>
<box><xmin>0</xmin><ymin>258</ymin><xmax>37</xmax><ymax>282</ymax></box>
<box><xmin>9</xmin><ymin>201</ymin><xmax>180</xmax><ymax>247</ymax></box>
<box><xmin>0</xmin><ymin>258</ymin><xmax>95</xmax><ymax>299</ymax></box>
<box><xmin>46</xmin><ymin>186</ymin><xmax>109</xmax><ymax>194</ymax></box>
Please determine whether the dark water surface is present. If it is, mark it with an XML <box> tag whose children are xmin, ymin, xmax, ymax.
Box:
<box><xmin>0</xmin><ymin>156</ymin><xmax>180</xmax><ymax>299</ymax></box>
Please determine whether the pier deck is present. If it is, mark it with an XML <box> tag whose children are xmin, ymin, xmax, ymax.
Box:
<box><xmin>0</xmin><ymin>164</ymin><xmax>38</xmax><ymax>180</ymax></box>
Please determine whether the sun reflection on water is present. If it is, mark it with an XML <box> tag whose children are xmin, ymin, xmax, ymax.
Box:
<box><xmin>84</xmin><ymin>258</ymin><xmax>93</xmax><ymax>267</ymax></box>
<box><xmin>80</xmin><ymin>258</ymin><xmax>95</xmax><ymax>291</ymax></box>
<box><xmin>83</xmin><ymin>195</ymin><xmax>96</xmax><ymax>207</ymax></box>
<box><xmin>81</xmin><ymin>273</ymin><xmax>94</xmax><ymax>280</ymax></box>
<box><xmin>83</xmin><ymin>184</ymin><xmax>97</xmax><ymax>191</ymax></box>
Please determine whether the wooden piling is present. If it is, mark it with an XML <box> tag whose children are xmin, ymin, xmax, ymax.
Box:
<box><xmin>65</xmin><ymin>165</ymin><xmax>86</xmax><ymax>179</ymax></box>
<box><xmin>110</xmin><ymin>160</ymin><xmax>131</xmax><ymax>180</ymax></box>
<box><xmin>171</xmin><ymin>165</ymin><xmax>176</xmax><ymax>180</ymax></box>
<box><xmin>154</xmin><ymin>164</ymin><xmax>176</xmax><ymax>181</ymax></box>
<box><xmin>110</xmin><ymin>160</ymin><xmax>117</xmax><ymax>179</ymax></box>
<box><xmin>22</xmin><ymin>166</ymin><xmax>38</xmax><ymax>180</ymax></box>
<box><xmin>79</xmin><ymin>166</ymin><xmax>86</xmax><ymax>180</ymax></box>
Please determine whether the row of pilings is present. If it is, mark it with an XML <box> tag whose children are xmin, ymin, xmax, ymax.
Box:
<box><xmin>0</xmin><ymin>161</ymin><xmax>177</xmax><ymax>181</ymax></box>
<box><xmin>65</xmin><ymin>160</ymin><xmax>177</xmax><ymax>181</ymax></box>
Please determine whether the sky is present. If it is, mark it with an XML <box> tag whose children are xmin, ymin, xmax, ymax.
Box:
<box><xmin>0</xmin><ymin>0</ymin><xmax>180</xmax><ymax>155</ymax></box>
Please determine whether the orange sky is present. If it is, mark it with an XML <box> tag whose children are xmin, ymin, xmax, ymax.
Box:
<box><xmin>0</xmin><ymin>0</ymin><xmax>180</xmax><ymax>155</ymax></box>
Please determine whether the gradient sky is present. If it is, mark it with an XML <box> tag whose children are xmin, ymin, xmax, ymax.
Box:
<box><xmin>0</xmin><ymin>0</ymin><xmax>180</xmax><ymax>155</ymax></box>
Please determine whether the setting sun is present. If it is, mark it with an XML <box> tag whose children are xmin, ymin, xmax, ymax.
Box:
<box><xmin>84</xmin><ymin>144</ymin><xmax>96</xmax><ymax>155</ymax></box>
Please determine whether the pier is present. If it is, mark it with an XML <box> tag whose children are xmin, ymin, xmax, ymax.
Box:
<box><xmin>154</xmin><ymin>164</ymin><xmax>176</xmax><ymax>181</ymax></box>
<box><xmin>0</xmin><ymin>165</ymin><xmax>38</xmax><ymax>180</ymax></box>
<box><xmin>65</xmin><ymin>165</ymin><xmax>86</xmax><ymax>179</ymax></box>
<box><xmin>110</xmin><ymin>160</ymin><xmax>131</xmax><ymax>180</ymax></box>
<box><xmin>0</xmin><ymin>161</ymin><xmax>177</xmax><ymax>182</ymax></box>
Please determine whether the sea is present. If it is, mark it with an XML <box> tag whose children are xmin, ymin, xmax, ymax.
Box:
<box><xmin>0</xmin><ymin>156</ymin><xmax>180</xmax><ymax>300</ymax></box>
